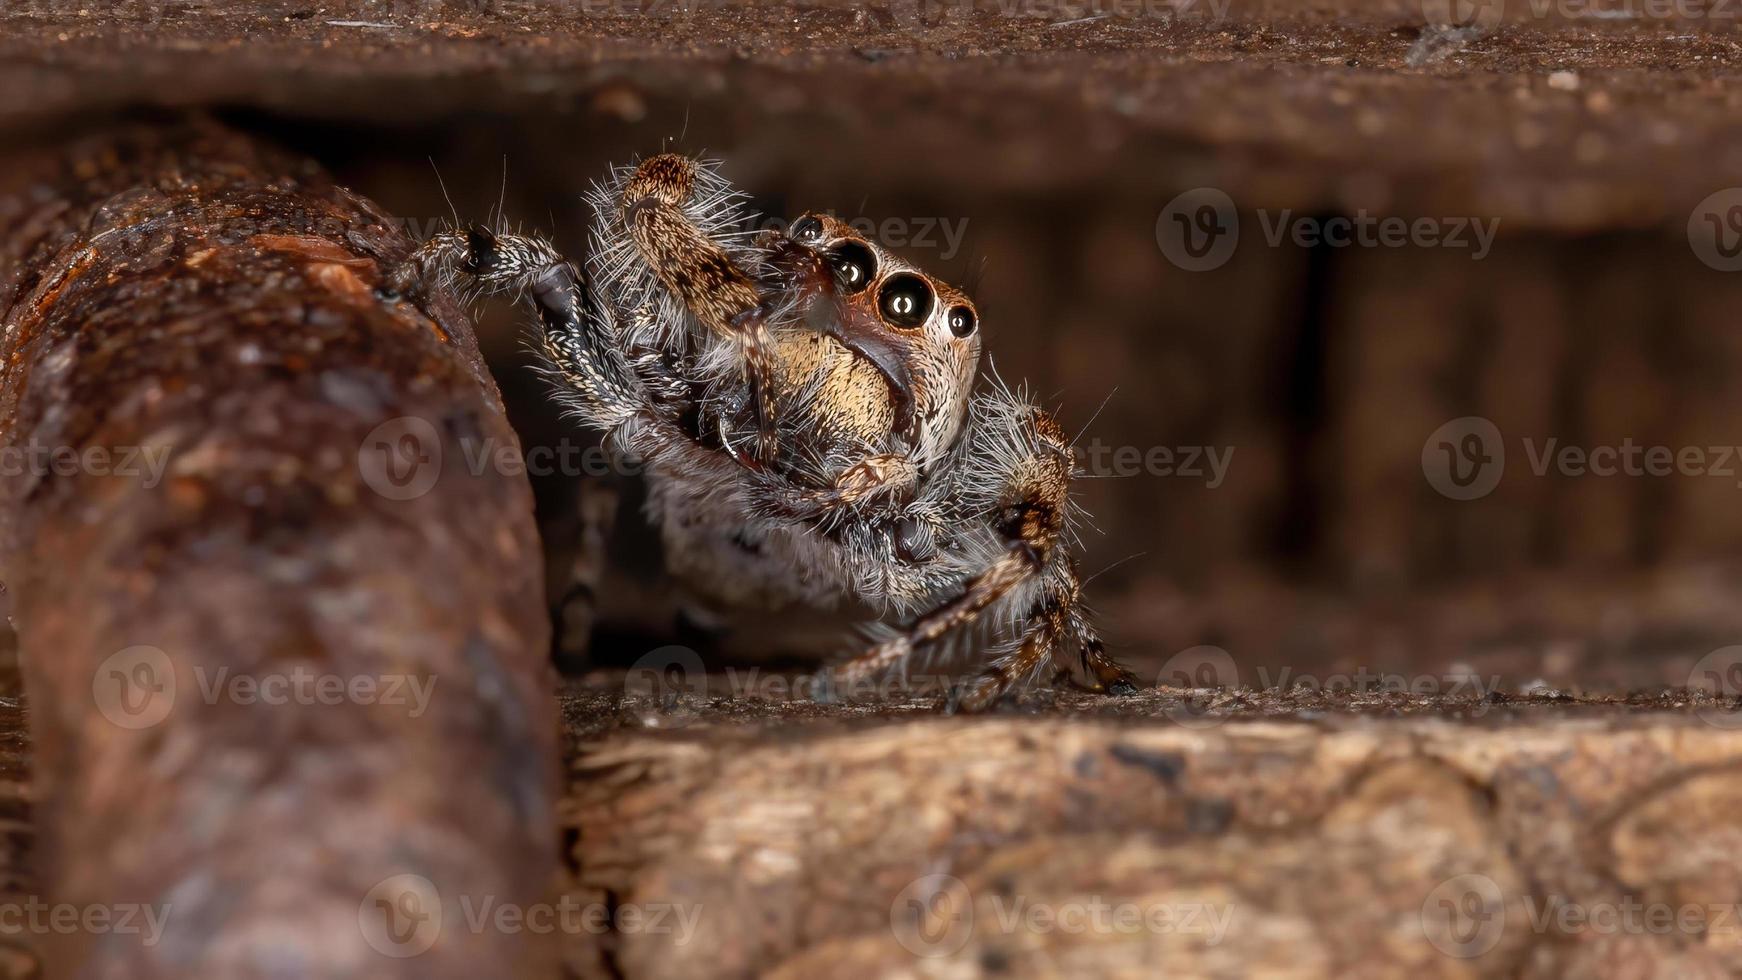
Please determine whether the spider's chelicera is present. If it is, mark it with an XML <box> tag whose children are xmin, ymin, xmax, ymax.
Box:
<box><xmin>391</xmin><ymin>154</ymin><xmax>1139</xmax><ymax>711</ymax></box>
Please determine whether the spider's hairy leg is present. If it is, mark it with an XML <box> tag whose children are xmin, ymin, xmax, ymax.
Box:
<box><xmin>394</xmin><ymin>226</ymin><xmax>643</xmax><ymax>431</ymax></box>
<box><xmin>1065</xmin><ymin>576</ymin><xmax>1138</xmax><ymax>696</ymax></box>
<box><xmin>620</xmin><ymin>154</ymin><xmax>780</xmax><ymax>464</ymax></box>
<box><xmin>827</xmin><ymin>543</ymin><xmax>1039</xmax><ymax>692</ymax></box>
<box><xmin>826</xmin><ymin>400</ymin><xmax>1139</xmax><ymax>710</ymax></box>
<box><xmin>949</xmin><ymin>587</ymin><xmax>1066</xmax><ymax>713</ymax></box>
<box><xmin>744</xmin><ymin>452</ymin><xmax>922</xmax><ymax>526</ymax></box>
<box><xmin>949</xmin><ymin>567</ymin><xmax>1137</xmax><ymax>712</ymax></box>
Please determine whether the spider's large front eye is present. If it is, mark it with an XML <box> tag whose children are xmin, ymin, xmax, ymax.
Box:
<box><xmin>790</xmin><ymin>215</ymin><xmax>825</xmax><ymax>244</ymax></box>
<box><xmin>877</xmin><ymin>274</ymin><xmax>934</xmax><ymax>329</ymax></box>
<box><xmin>948</xmin><ymin>306</ymin><xmax>977</xmax><ymax>338</ymax></box>
<box><xmin>828</xmin><ymin>241</ymin><xmax>876</xmax><ymax>294</ymax></box>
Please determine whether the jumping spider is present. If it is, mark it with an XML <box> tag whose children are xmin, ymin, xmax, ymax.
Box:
<box><xmin>391</xmin><ymin>154</ymin><xmax>1139</xmax><ymax>711</ymax></box>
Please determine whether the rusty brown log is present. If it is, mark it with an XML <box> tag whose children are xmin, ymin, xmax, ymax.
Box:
<box><xmin>0</xmin><ymin>121</ymin><xmax>558</xmax><ymax>976</ymax></box>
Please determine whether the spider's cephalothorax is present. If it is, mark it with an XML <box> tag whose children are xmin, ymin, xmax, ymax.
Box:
<box><xmin>756</xmin><ymin>211</ymin><xmax>981</xmax><ymax>472</ymax></box>
<box><xmin>391</xmin><ymin>154</ymin><xmax>1138</xmax><ymax>711</ymax></box>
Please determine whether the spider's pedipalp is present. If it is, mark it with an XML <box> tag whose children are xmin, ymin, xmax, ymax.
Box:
<box><xmin>598</xmin><ymin>154</ymin><xmax>791</xmax><ymax>463</ymax></box>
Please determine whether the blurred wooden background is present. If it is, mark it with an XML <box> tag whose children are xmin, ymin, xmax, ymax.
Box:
<box><xmin>11</xmin><ymin>0</ymin><xmax>1742</xmax><ymax>688</ymax></box>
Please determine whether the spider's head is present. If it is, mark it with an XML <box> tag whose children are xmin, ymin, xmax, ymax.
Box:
<box><xmin>769</xmin><ymin>212</ymin><xmax>982</xmax><ymax>463</ymax></box>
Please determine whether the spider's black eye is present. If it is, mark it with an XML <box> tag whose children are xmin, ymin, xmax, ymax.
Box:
<box><xmin>948</xmin><ymin>306</ymin><xmax>977</xmax><ymax>338</ymax></box>
<box><xmin>828</xmin><ymin>241</ymin><xmax>876</xmax><ymax>294</ymax></box>
<box><xmin>877</xmin><ymin>274</ymin><xmax>933</xmax><ymax>329</ymax></box>
<box><xmin>791</xmin><ymin>215</ymin><xmax>825</xmax><ymax>243</ymax></box>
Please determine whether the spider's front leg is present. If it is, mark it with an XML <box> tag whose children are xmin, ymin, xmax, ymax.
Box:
<box><xmin>829</xmin><ymin>543</ymin><xmax>1134</xmax><ymax>711</ymax></box>
<box><xmin>390</xmin><ymin>225</ymin><xmax>644</xmax><ymax>431</ymax></box>
<box><xmin>949</xmin><ymin>559</ymin><xmax>1135</xmax><ymax>713</ymax></box>
<box><xmin>826</xmin><ymin>399</ymin><xmax>1140</xmax><ymax>711</ymax></box>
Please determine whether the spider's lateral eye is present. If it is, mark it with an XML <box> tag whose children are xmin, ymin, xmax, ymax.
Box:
<box><xmin>877</xmin><ymin>274</ymin><xmax>933</xmax><ymax>329</ymax></box>
<box><xmin>828</xmin><ymin>241</ymin><xmax>876</xmax><ymax>294</ymax></box>
<box><xmin>948</xmin><ymin>306</ymin><xmax>977</xmax><ymax>338</ymax></box>
<box><xmin>791</xmin><ymin>215</ymin><xmax>825</xmax><ymax>243</ymax></box>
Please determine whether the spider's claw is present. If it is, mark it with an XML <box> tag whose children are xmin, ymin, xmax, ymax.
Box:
<box><xmin>729</xmin><ymin>300</ymin><xmax>772</xmax><ymax>332</ymax></box>
<box><xmin>1075</xmin><ymin>635</ymin><xmax>1138</xmax><ymax>697</ymax></box>
<box><xmin>1107</xmin><ymin>676</ymin><xmax>1141</xmax><ymax>697</ymax></box>
<box><xmin>464</xmin><ymin>224</ymin><xmax>501</xmax><ymax>276</ymax></box>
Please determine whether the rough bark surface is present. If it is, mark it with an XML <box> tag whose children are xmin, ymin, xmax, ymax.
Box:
<box><xmin>0</xmin><ymin>677</ymin><xmax>1732</xmax><ymax>976</ymax></box>
<box><xmin>0</xmin><ymin>121</ymin><xmax>560</xmax><ymax>977</ymax></box>
<box><xmin>557</xmin><ymin>679</ymin><xmax>1742</xmax><ymax>979</ymax></box>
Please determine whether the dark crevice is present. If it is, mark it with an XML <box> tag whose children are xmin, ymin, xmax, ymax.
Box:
<box><xmin>1270</xmin><ymin>216</ymin><xmax>1338</xmax><ymax>574</ymax></box>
